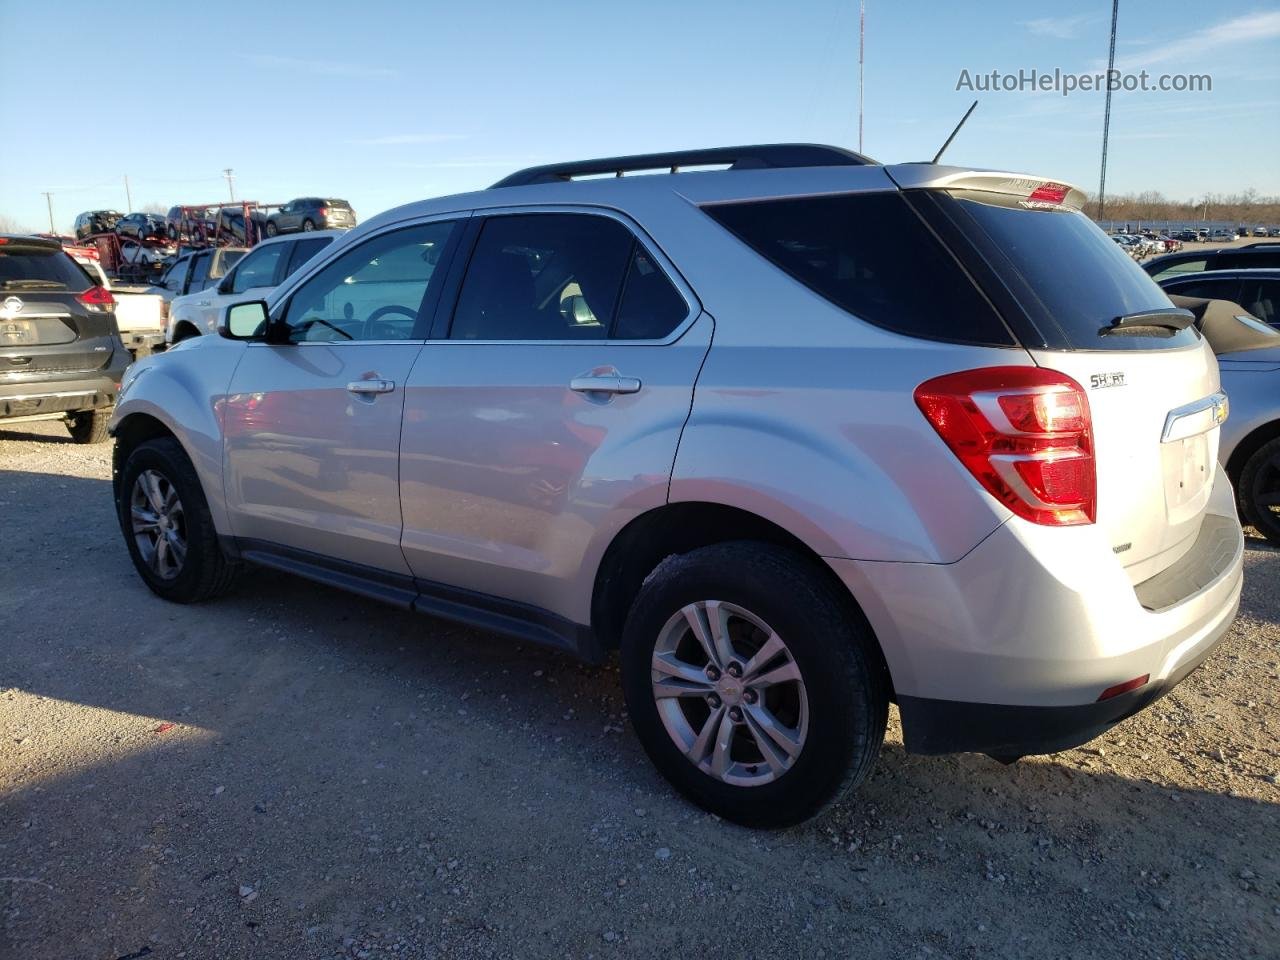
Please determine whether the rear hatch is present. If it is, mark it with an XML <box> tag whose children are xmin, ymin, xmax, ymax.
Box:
<box><xmin>897</xmin><ymin>169</ymin><xmax>1223</xmax><ymax>583</ymax></box>
<box><xmin>324</xmin><ymin>199</ymin><xmax>355</xmax><ymax>224</ymax></box>
<box><xmin>0</xmin><ymin>239</ymin><xmax>121</xmax><ymax>378</ymax></box>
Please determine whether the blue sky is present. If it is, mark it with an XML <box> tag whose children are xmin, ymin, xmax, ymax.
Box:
<box><xmin>1</xmin><ymin>0</ymin><xmax>1276</xmax><ymax>233</ymax></box>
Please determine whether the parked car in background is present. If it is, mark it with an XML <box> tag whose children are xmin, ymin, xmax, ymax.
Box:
<box><xmin>1159</xmin><ymin>269</ymin><xmax>1280</xmax><ymax>329</ymax></box>
<box><xmin>74</xmin><ymin>257</ymin><xmax>167</xmax><ymax>358</ymax></box>
<box><xmin>1144</xmin><ymin>245</ymin><xmax>1280</xmax><ymax>281</ymax></box>
<box><xmin>211</xmin><ymin>207</ymin><xmax>269</xmax><ymax>245</ymax></box>
<box><xmin>150</xmin><ymin>247</ymin><xmax>248</xmax><ymax>303</ymax></box>
<box><xmin>1173</xmin><ymin>230</ymin><xmax>1199</xmax><ymax>243</ymax></box>
<box><xmin>165</xmin><ymin>205</ymin><xmax>218</xmax><ymax>241</ymax></box>
<box><xmin>112</xmin><ymin>146</ymin><xmax>1243</xmax><ymax>826</ymax></box>
<box><xmin>266</xmin><ymin>197</ymin><xmax>356</xmax><ymax>236</ymax></box>
<box><xmin>115</xmin><ymin>213</ymin><xmax>169</xmax><ymax>242</ymax></box>
<box><xmin>165</xmin><ymin>231</ymin><xmax>338</xmax><ymax>342</ymax></box>
<box><xmin>74</xmin><ymin>210</ymin><xmax>124</xmax><ymax>240</ymax></box>
<box><xmin>1</xmin><ymin>234</ymin><xmax>129</xmax><ymax>442</ymax></box>
<box><xmin>1210</xmin><ymin>229</ymin><xmax>1237</xmax><ymax>242</ymax></box>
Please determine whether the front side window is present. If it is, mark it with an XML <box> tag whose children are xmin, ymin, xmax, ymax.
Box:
<box><xmin>230</xmin><ymin>243</ymin><xmax>286</xmax><ymax>294</ymax></box>
<box><xmin>280</xmin><ymin>220</ymin><xmax>457</xmax><ymax>343</ymax></box>
<box><xmin>189</xmin><ymin>252</ymin><xmax>212</xmax><ymax>286</ymax></box>
<box><xmin>285</xmin><ymin>237</ymin><xmax>332</xmax><ymax>277</ymax></box>
<box><xmin>451</xmin><ymin>213</ymin><xmax>685</xmax><ymax>341</ymax></box>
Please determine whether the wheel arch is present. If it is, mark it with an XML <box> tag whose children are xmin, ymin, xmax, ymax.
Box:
<box><xmin>590</xmin><ymin>500</ymin><xmax>892</xmax><ymax>693</ymax></box>
<box><xmin>1225</xmin><ymin>417</ymin><xmax>1280</xmax><ymax>485</ymax></box>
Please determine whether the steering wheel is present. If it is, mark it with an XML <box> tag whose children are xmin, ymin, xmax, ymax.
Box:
<box><xmin>364</xmin><ymin>304</ymin><xmax>417</xmax><ymax>340</ymax></box>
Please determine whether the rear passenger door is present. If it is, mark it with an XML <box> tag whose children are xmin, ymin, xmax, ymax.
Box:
<box><xmin>398</xmin><ymin>208</ymin><xmax>712</xmax><ymax>623</ymax></box>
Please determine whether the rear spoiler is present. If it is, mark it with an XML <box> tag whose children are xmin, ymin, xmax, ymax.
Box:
<box><xmin>884</xmin><ymin>165</ymin><xmax>1087</xmax><ymax>211</ymax></box>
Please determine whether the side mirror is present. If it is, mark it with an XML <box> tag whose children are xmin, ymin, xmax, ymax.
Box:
<box><xmin>220</xmin><ymin>300</ymin><xmax>270</xmax><ymax>340</ymax></box>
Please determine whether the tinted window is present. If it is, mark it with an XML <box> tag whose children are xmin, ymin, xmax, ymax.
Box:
<box><xmin>614</xmin><ymin>247</ymin><xmax>688</xmax><ymax>339</ymax></box>
<box><xmin>160</xmin><ymin>255</ymin><xmax>189</xmax><ymax>290</ymax></box>
<box><xmin>190</xmin><ymin>252</ymin><xmax>212</xmax><ymax>286</ymax></box>
<box><xmin>282</xmin><ymin>221</ymin><xmax>456</xmax><ymax>343</ymax></box>
<box><xmin>947</xmin><ymin>197</ymin><xmax>1197</xmax><ymax>351</ymax></box>
<box><xmin>1164</xmin><ymin>278</ymin><xmax>1242</xmax><ymax>303</ymax></box>
<box><xmin>285</xmin><ymin>237</ymin><xmax>331</xmax><ymax>277</ymax></box>
<box><xmin>213</xmin><ymin>249</ymin><xmax>245</xmax><ymax>278</ymax></box>
<box><xmin>704</xmin><ymin>193</ymin><xmax>1012</xmax><ymax>346</ymax></box>
<box><xmin>1239</xmin><ymin>279</ymin><xmax>1280</xmax><ymax>327</ymax></box>
<box><xmin>231</xmin><ymin>243</ymin><xmax>286</xmax><ymax>294</ymax></box>
<box><xmin>1215</xmin><ymin>251</ymin><xmax>1280</xmax><ymax>269</ymax></box>
<box><xmin>0</xmin><ymin>246</ymin><xmax>93</xmax><ymax>292</ymax></box>
<box><xmin>1149</xmin><ymin>258</ymin><xmax>1208</xmax><ymax>281</ymax></box>
<box><xmin>451</xmin><ymin>214</ymin><xmax>634</xmax><ymax>341</ymax></box>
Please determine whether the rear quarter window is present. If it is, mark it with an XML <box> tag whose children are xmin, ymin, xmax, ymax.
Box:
<box><xmin>702</xmin><ymin>192</ymin><xmax>1014</xmax><ymax>347</ymax></box>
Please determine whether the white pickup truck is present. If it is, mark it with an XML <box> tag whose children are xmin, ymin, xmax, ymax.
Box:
<box><xmin>76</xmin><ymin>257</ymin><xmax>168</xmax><ymax>358</ymax></box>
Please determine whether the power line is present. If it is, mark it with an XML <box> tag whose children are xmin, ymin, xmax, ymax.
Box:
<box><xmin>1097</xmin><ymin>0</ymin><xmax>1120</xmax><ymax>219</ymax></box>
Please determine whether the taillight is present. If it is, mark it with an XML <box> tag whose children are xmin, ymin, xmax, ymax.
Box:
<box><xmin>319</xmin><ymin>206</ymin><xmax>329</xmax><ymax>217</ymax></box>
<box><xmin>77</xmin><ymin>285</ymin><xmax>116</xmax><ymax>312</ymax></box>
<box><xmin>914</xmin><ymin>366</ymin><xmax>1096</xmax><ymax>526</ymax></box>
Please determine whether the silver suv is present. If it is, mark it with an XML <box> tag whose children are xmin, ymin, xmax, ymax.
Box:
<box><xmin>109</xmin><ymin>145</ymin><xmax>1244</xmax><ymax>827</ymax></box>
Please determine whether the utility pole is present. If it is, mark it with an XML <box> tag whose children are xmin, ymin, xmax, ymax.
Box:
<box><xmin>222</xmin><ymin>168</ymin><xmax>236</xmax><ymax>202</ymax></box>
<box><xmin>124</xmin><ymin>174</ymin><xmax>133</xmax><ymax>211</ymax></box>
<box><xmin>858</xmin><ymin>0</ymin><xmax>866</xmax><ymax>153</ymax></box>
<box><xmin>1097</xmin><ymin>0</ymin><xmax>1119</xmax><ymax>220</ymax></box>
<box><xmin>41</xmin><ymin>192</ymin><xmax>55</xmax><ymax>234</ymax></box>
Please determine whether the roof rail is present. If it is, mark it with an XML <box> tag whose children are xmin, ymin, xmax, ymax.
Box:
<box><xmin>489</xmin><ymin>143</ymin><xmax>875</xmax><ymax>188</ymax></box>
<box><xmin>1241</xmin><ymin>241</ymin><xmax>1280</xmax><ymax>249</ymax></box>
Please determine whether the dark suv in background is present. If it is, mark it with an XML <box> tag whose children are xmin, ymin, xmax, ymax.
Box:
<box><xmin>266</xmin><ymin>197</ymin><xmax>356</xmax><ymax>235</ymax></box>
<box><xmin>115</xmin><ymin>213</ymin><xmax>169</xmax><ymax>242</ymax></box>
<box><xmin>74</xmin><ymin>210</ymin><xmax>124</xmax><ymax>241</ymax></box>
<box><xmin>0</xmin><ymin>235</ymin><xmax>129</xmax><ymax>443</ymax></box>
<box><xmin>1144</xmin><ymin>243</ymin><xmax>1280</xmax><ymax>281</ymax></box>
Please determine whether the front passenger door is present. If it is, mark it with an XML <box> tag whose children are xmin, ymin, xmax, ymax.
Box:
<box><xmin>223</xmin><ymin>218</ymin><xmax>463</xmax><ymax>574</ymax></box>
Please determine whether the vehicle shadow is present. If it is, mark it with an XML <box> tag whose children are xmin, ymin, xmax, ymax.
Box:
<box><xmin>3</xmin><ymin>467</ymin><xmax>1278</xmax><ymax>959</ymax></box>
<box><xmin>0</xmin><ymin>423</ymin><xmax>73</xmax><ymax>444</ymax></box>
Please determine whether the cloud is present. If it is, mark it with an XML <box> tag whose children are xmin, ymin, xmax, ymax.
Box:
<box><xmin>1117</xmin><ymin>11</ymin><xmax>1280</xmax><ymax>69</ymax></box>
<box><xmin>1022</xmin><ymin>14</ymin><xmax>1099</xmax><ymax>40</ymax></box>
<box><xmin>345</xmin><ymin>133</ymin><xmax>469</xmax><ymax>146</ymax></box>
<box><xmin>241</xmin><ymin>54</ymin><xmax>397</xmax><ymax>78</ymax></box>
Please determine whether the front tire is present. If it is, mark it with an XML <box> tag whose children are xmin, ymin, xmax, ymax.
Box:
<box><xmin>265</xmin><ymin>221</ymin><xmax>278</xmax><ymax>237</ymax></box>
<box><xmin>620</xmin><ymin>541</ymin><xmax>887</xmax><ymax>828</ymax></box>
<box><xmin>67</xmin><ymin>408</ymin><xmax>111</xmax><ymax>444</ymax></box>
<box><xmin>1238</xmin><ymin>437</ymin><xmax>1280</xmax><ymax>546</ymax></box>
<box><xmin>117</xmin><ymin>437</ymin><xmax>239</xmax><ymax>602</ymax></box>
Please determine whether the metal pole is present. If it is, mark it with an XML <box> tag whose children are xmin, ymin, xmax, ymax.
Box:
<box><xmin>223</xmin><ymin>168</ymin><xmax>236</xmax><ymax>202</ymax></box>
<box><xmin>858</xmin><ymin>0</ymin><xmax>865</xmax><ymax>153</ymax></box>
<box><xmin>41</xmin><ymin>192</ymin><xmax>55</xmax><ymax>234</ymax></box>
<box><xmin>1097</xmin><ymin>0</ymin><xmax>1119</xmax><ymax>219</ymax></box>
<box><xmin>124</xmin><ymin>175</ymin><xmax>133</xmax><ymax>211</ymax></box>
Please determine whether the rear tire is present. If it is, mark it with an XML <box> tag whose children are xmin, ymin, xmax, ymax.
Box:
<box><xmin>1238</xmin><ymin>437</ymin><xmax>1280</xmax><ymax>546</ymax></box>
<box><xmin>66</xmin><ymin>408</ymin><xmax>111</xmax><ymax>444</ymax></box>
<box><xmin>620</xmin><ymin>541</ymin><xmax>888</xmax><ymax>828</ymax></box>
<box><xmin>301</xmin><ymin>219</ymin><xmax>315</xmax><ymax>232</ymax></box>
<box><xmin>117</xmin><ymin>437</ymin><xmax>239</xmax><ymax>603</ymax></box>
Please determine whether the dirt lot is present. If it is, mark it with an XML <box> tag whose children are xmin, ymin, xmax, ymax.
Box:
<box><xmin>2</xmin><ymin>421</ymin><xmax>1278</xmax><ymax>960</ymax></box>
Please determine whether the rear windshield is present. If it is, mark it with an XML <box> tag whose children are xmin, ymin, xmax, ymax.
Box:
<box><xmin>324</xmin><ymin>199</ymin><xmax>352</xmax><ymax>209</ymax></box>
<box><xmin>942</xmin><ymin>196</ymin><xmax>1198</xmax><ymax>350</ymax></box>
<box><xmin>0</xmin><ymin>246</ymin><xmax>94</xmax><ymax>292</ymax></box>
<box><xmin>703</xmin><ymin>192</ymin><xmax>1014</xmax><ymax>346</ymax></box>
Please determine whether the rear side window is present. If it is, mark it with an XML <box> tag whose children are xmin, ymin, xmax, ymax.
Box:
<box><xmin>942</xmin><ymin>196</ymin><xmax>1198</xmax><ymax>350</ymax></box>
<box><xmin>703</xmin><ymin>193</ymin><xmax>1012</xmax><ymax>346</ymax></box>
<box><xmin>1215</xmin><ymin>251</ymin><xmax>1280</xmax><ymax>269</ymax></box>
<box><xmin>0</xmin><ymin>247</ymin><xmax>93</xmax><ymax>292</ymax></box>
<box><xmin>231</xmin><ymin>243</ymin><xmax>286</xmax><ymax>294</ymax></box>
<box><xmin>1161</xmin><ymin>277</ymin><xmax>1241</xmax><ymax>303</ymax></box>
<box><xmin>190</xmin><ymin>252</ymin><xmax>212</xmax><ymax>286</ymax></box>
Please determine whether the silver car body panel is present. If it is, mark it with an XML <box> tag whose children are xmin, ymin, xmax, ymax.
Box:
<box><xmin>110</xmin><ymin>157</ymin><xmax>1244</xmax><ymax>729</ymax></box>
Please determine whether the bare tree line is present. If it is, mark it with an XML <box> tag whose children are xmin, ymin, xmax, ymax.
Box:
<box><xmin>1090</xmin><ymin>190</ymin><xmax>1280</xmax><ymax>226</ymax></box>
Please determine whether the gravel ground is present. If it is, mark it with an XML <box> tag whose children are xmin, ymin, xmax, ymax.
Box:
<box><xmin>2</xmin><ymin>420</ymin><xmax>1278</xmax><ymax>960</ymax></box>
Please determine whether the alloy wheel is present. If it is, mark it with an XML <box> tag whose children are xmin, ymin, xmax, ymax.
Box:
<box><xmin>130</xmin><ymin>469</ymin><xmax>187</xmax><ymax>580</ymax></box>
<box><xmin>650</xmin><ymin>600</ymin><xmax>809</xmax><ymax>787</ymax></box>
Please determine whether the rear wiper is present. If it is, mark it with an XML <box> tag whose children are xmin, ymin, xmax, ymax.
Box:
<box><xmin>1102</xmin><ymin>309</ymin><xmax>1195</xmax><ymax>335</ymax></box>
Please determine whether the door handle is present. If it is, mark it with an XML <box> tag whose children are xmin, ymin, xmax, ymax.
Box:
<box><xmin>569</xmin><ymin>375</ymin><xmax>642</xmax><ymax>395</ymax></box>
<box><xmin>347</xmin><ymin>379</ymin><xmax>395</xmax><ymax>395</ymax></box>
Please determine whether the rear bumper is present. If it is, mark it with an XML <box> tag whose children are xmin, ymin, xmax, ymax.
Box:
<box><xmin>828</xmin><ymin>464</ymin><xmax>1245</xmax><ymax>756</ymax></box>
<box><xmin>0</xmin><ymin>345</ymin><xmax>127</xmax><ymax>419</ymax></box>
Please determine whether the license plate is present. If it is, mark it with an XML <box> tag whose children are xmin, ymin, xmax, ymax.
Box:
<box><xmin>0</xmin><ymin>319</ymin><xmax>32</xmax><ymax>344</ymax></box>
